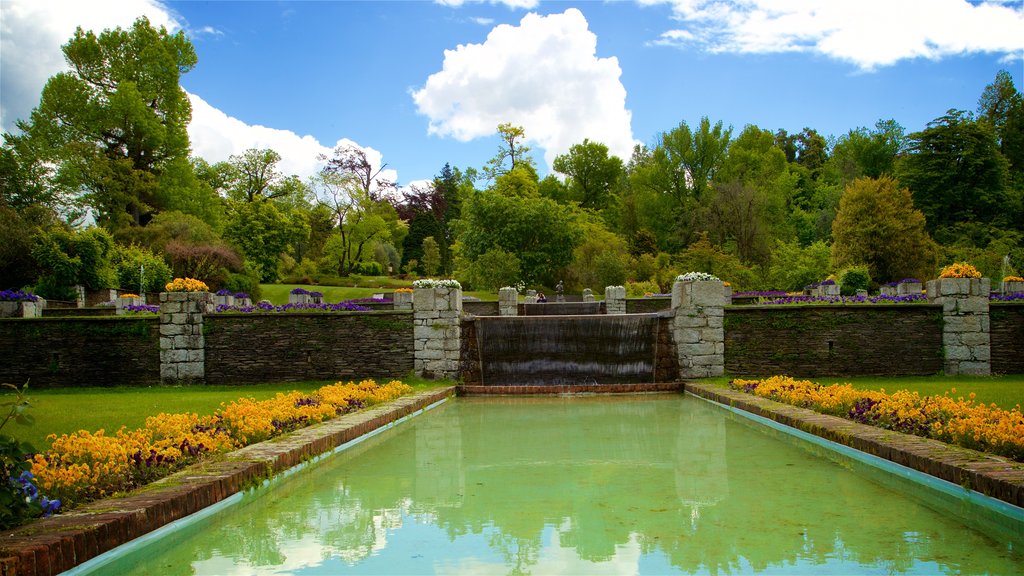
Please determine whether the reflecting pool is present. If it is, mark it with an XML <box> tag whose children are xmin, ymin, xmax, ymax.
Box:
<box><xmin>82</xmin><ymin>395</ymin><xmax>1022</xmax><ymax>575</ymax></box>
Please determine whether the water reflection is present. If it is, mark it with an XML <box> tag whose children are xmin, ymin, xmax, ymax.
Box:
<box><xmin>98</xmin><ymin>396</ymin><xmax>1022</xmax><ymax>575</ymax></box>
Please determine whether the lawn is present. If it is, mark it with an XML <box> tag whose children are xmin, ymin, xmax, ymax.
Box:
<box><xmin>704</xmin><ymin>374</ymin><xmax>1024</xmax><ymax>411</ymax></box>
<box><xmin>260</xmin><ymin>283</ymin><xmax>499</xmax><ymax>304</ymax></box>
<box><xmin>7</xmin><ymin>376</ymin><xmax>453</xmax><ymax>450</ymax></box>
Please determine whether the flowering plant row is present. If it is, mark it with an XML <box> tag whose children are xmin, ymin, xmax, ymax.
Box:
<box><xmin>731</xmin><ymin>376</ymin><xmax>1024</xmax><ymax>462</ymax></box>
<box><xmin>214</xmin><ymin>301</ymin><xmax>371</xmax><ymax>313</ymax></box>
<box><xmin>757</xmin><ymin>293</ymin><xmax>928</xmax><ymax>306</ymax></box>
<box><xmin>0</xmin><ymin>289</ymin><xmax>39</xmax><ymax>302</ymax></box>
<box><xmin>939</xmin><ymin>262</ymin><xmax>982</xmax><ymax>279</ymax></box>
<box><xmin>1004</xmin><ymin>276</ymin><xmax>1024</xmax><ymax>283</ymax></box>
<box><xmin>290</xmin><ymin>287</ymin><xmax>324</xmax><ymax>297</ymax></box>
<box><xmin>123</xmin><ymin>304</ymin><xmax>159</xmax><ymax>314</ymax></box>
<box><xmin>803</xmin><ymin>279</ymin><xmax>836</xmax><ymax>290</ymax></box>
<box><xmin>30</xmin><ymin>379</ymin><xmax>412</xmax><ymax>509</ymax></box>
<box><xmin>676</xmin><ymin>272</ymin><xmax>720</xmax><ymax>282</ymax></box>
<box><xmin>165</xmin><ymin>278</ymin><xmax>209</xmax><ymax>292</ymax></box>
<box><xmin>413</xmin><ymin>279</ymin><xmax>462</xmax><ymax>289</ymax></box>
<box><xmin>215</xmin><ymin>289</ymin><xmax>249</xmax><ymax>298</ymax></box>
<box><xmin>991</xmin><ymin>292</ymin><xmax>1024</xmax><ymax>302</ymax></box>
<box><xmin>394</xmin><ymin>288</ymin><xmax>413</xmax><ymax>293</ymax></box>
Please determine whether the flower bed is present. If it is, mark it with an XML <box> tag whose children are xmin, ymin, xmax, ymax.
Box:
<box><xmin>30</xmin><ymin>379</ymin><xmax>412</xmax><ymax>509</ymax></box>
<box><xmin>731</xmin><ymin>376</ymin><xmax>1024</xmax><ymax>462</ymax></box>
<box><xmin>756</xmin><ymin>293</ymin><xmax>929</xmax><ymax>305</ymax></box>
<box><xmin>214</xmin><ymin>300</ymin><xmax>371</xmax><ymax>313</ymax></box>
<box><xmin>0</xmin><ymin>289</ymin><xmax>39</xmax><ymax>302</ymax></box>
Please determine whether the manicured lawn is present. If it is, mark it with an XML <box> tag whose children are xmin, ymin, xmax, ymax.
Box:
<box><xmin>705</xmin><ymin>374</ymin><xmax>1024</xmax><ymax>411</ymax></box>
<box><xmin>8</xmin><ymin>377</ymin><xmax>453</xmax><ymax>451</ymax></box>
<box><xmin>259</xmin><ymin>284</ymin><xmax>392</xmax><ymax>304</ymax></box>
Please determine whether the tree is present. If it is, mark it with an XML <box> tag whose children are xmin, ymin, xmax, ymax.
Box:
<box><xmin>552</xmin><ymin>139</ymin><xmax>624</xmax><ymax>210</ymax></box>
<box><xmin>321</xmin><ymin>144</ymin><xmax>395</xmax><ymax>200</ymax></box>
<box><xmin>311</xmin><ymin>170</ymin><xmax>403</xmax><ymax>277</ymax></box>
<box><xmin>826</xmin><ymin>119</ymin><xmax>908</xmax><ymax>185</ymax></box>
<box><xmin>831</xmin><ymin>176</ymin><xmax>937</xmax><ymax>283</ymax></box>
<box><xmin>898</xmin><ymin>110</ymin><xmax>1010</xmax><ymax>241</ymax></box>
<box><xmin>14</xmin><ymin>17</ymin><xmax>197</xmax><ymax>230</ymax></box>
<box><xmin>223</xmin><ymin>200</ymin><xmax>308</xmax><ymax>283</ymax></box>
<box><xmin>483</xmin><ymin>123</ymin><xmax>534</xmax><ymax>181</ymax></box>
<box><xmin>455</xmin><ymin>189</ymin><xmax>580</xmax><ymax>286</ymax></box>
<box><xmin>421</xmin><ymin>237</ymin><xmax>441</xmax><ymax>276</ymax></box>
<box><xmin>977</xmin><ymin>70</ymin><xmax>1023</xmax><ymax>149</ymax></box>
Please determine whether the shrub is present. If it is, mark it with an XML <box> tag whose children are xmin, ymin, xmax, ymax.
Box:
<box><xmin>838</xmin><ymin>266</ymin><xmax>871</xmax><ymax>295</ymax></box>
<box><xmin>625</xmin><ymin>280</ymin><xmax>661</xmax><ymax>298</ymax></box>
<box><xmin>164</xmin><ymin>241</ymin><xmax>244</xmax><ymax>289</ymax></box>
<box><xmin>113</xmin><ymin>245</ymin><xmax>172</xmax><ymax>293</ymax></box>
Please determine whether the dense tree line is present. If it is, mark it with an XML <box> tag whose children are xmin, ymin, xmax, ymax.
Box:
<box><xmin>2</xmin><ymin>17</ymin><xmax>1022</xmax><ymax>298</ymax></box>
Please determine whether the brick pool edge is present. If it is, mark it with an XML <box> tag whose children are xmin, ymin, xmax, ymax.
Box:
<box><xmin>0</xmin><ymin>387</ymin><xmax>456</xmax><ymax>576</ymax></box>
<box><xmin>684</xmin><ymin>382</ymin><xmax>1024</xmax><ymax>509</ymax></box>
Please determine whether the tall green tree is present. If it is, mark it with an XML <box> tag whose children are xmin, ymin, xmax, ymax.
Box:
<box><xmin>483</xmin><ymin>123</ymin><xmax>534</xmax><ymax>182</ymax></box>
<box><xmin>898</xmin><ymin>109</ymin><xmax>1010</xmax><ymax>241</ymax></box>
<box><xmin>551</xmin><ymin>139</ymin><xmax>624</xmax><ymax>210</ymax></box>
<box><xmin>13</xmin><ymin>17</ymin><xmax>197</xmax><ymax>230</ymax></box>
<box><xmin>831</xmin><ymin>176</ymin><xmax>937</xmax><ymax>283</ymax></box>
<box><xmin>826</xmin><ymin>119</ymin><xmax>908</xmax><ymax>185</ymax></box>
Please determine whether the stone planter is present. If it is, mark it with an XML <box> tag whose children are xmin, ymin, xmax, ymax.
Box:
<box><xmin>393</xmin><ymin>291</ymin><xmax>413</xmax><ymax>311</ymax></box>
<box><xmin>0</xmin><ymin>300</ymin><xmax>41</xmax><ymax>318</ymax></box>
<box><xmin>413</xmin><ymin>286</ymin><xmax>462</xmax><ymax>379</ymax></box>
<box><xmin>524</xmin><ymin>289</ymin><xmax>538</xmax><ymax>304</ymax></box>
<box><xmin>672</xmin><ymin>279</ymin><xmax>725</xmax><ymax>378</ymax></box>
<box><xmin>723</xmin><ymin>285</ymin><xmax>733</xmax><ymax>300</ymax></box>
<box><xmin>1002</xmin><ymin>281</ymin><xmax>1024</xmax><ymax>294</ymax></box>
<box><xmin>115</xmin><ymin>296</ymin><xmax>144</xmax><ymax>315</ymax></box>
<box><xmin>897</xmin><ymin>282</ymin><xmax>923</xmax><ymax>296</ymax></box>
<box><xmin>498</xmin><ymin>287</ymin><xmax>518</xmax><ymax>316</ymax></box>
<box><xmin>880</xmin><ymin>285</ymin><xmax>897</xmax><ymax>297</ymax></box>
<box><xmin>214</xmin><ymin>294</ymin><xmax>235</xmax><ymax>307</ymax></box>
<box><xmin>288</xmin><ymin>292</ymin><xmax>310</xmax><ymax>305</ymax></box>
<box><xmin>926</xmin><ymin>277</ymin><xmax>990</xmax><ymax>376</ymax></box>
<box><xmin>604</xmin><ymin>286</ymin><xmax>626</xmax><ymax>314</ymax></box>
<box><xmin>820</xmin><ymin>283</ymin><xmax>840</xmax><ymax>297</ymax></box>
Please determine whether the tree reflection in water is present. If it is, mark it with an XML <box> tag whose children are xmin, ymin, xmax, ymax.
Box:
<box><xmin>101</xmin><ymin>396</ymin><xmax>1022</xmax><ymax>575</ymax></box>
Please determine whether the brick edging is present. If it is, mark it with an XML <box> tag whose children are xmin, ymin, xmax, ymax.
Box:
<box><xmin>0</xmin><ymin>387</ymin><xmax>456</xmax><ymax>576</ymax></box>
<box><xmin>684</xmin><ymin>382</ymin><xmax>1024</xmax><ymax>509</ymax></box>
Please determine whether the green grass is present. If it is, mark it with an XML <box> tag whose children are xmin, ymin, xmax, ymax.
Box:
<box><xmin>7</xmin><ymin>376</ymin><xmax>453</xmax><ymax>450</ymax></box>
<box><xmin>701</xmin><ymin>374</ymin><xmax>1024</xmax><ymax>411</ymax></box>
<box><xmin>259</xmin><ymin>284</ymin><xmax>393</xmax><ymax>304</ymax></box>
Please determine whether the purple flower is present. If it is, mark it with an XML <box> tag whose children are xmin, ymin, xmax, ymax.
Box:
<box><xmin>991</xmin><ymin>292</ymin><xmax>1024</xmax><ymax>302</ymax></box>
<box><xmin>0</xmin><ymin>289</ymin><xmax>39</xmax><ymax>302</ymax></box>
<box><xmin>290</xmin><ymin>287</ymin><xmax>310</xmax><ymax>295</ymax></box>
<box><xmin>215</xmin><ymin>289</ymin><xmax>233</xmax><ymax>296</ymax></box>
<box><xmin>898</xmin><ymin>278</ymin><xmax>921</xmax><ymax>284</ymax></box>
<box><xmin>124</xmin><ymin>304</ymin><xmax>159</xmax><ymax>314</ymax></box>
<box><xmin>233</xmin><ymin>292</ymin><xmax>248</xmax><ymax>299</ymax></box>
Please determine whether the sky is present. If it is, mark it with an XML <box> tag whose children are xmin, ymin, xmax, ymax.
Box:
<box><xmin>2</xmin><ymin>0</ymin><xmax>1023</xmax><ymax>190</ymax></box>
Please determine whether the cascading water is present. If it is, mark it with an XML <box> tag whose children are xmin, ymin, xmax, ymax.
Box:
<box><xmin>521</xmin><ymin>302</ymin><xmax>604</xmax><ymax>315</ymax></box>
<box><xmin>474</xmin><ymin>314</ymin><xmax>660</xmax><ymax>386</ymax></box>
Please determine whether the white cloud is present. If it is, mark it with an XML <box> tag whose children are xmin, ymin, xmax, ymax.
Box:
<box><xmin>187</xmin><ymin>93</ymin><xmax>396</xmax><ymax>183</ymax></box>
<box><xmin>435</xmin><ymin>0</ymin><xmax>539</xmax><ymax>9</ymax></box>
<box><xmin>470</xmin><ymin>17</ymin><xmax>496</xmax><ymax>25</ymax></box>
<box><xmin>646</xmin><ymin>0</ymin><xmax>1024</xmax><ymax>70</ymax></box>
<box><xmin>0</xmin><ymin>0</ymin><xmax>393</xmax><ymax>183</ymax></box>
<box><xmin>411</xmin><ymin>8</ymin><xmax>636</xmax><ymax>169</ymax></box>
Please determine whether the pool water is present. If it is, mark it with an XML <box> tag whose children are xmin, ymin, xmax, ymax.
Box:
<box><xmin>82</xmin><ymin>395</ymin><xmax>1022</xmax><ymax>575</ymax></box>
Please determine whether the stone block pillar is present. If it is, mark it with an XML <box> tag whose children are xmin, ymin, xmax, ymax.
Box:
<box><xmin>582</xmin><ymin>288</ymin><xmax>595</xmax><ymax>303</ymax></box>
<box><xmin>115</xmin><ymin>296</ymin><xmax>144</xmax><ymax>315</ymax></box>
<box><xmin>160</xmin><ymin>291</ymin><xmax>213</xmax><ymax>383</ymax></box>
<box><xmin>413</xmin><ymin>285</ymin><xmax>462</xmax><ymax>379</ymax></box>
<box><xmin>525</xmin><ymin>290</ymin><xmax>538</xmax><ymax>304</ymax></box>
<box><xmin>604</xmin><ymin>286</ymin><xmax>626</xmax><ymax>314</ymax></box>
<box><xmin>927</xmin><ymin>278</ymin><xmax>990</xmax><ymax>376</ymax></box>
<box><xmin>672</xmin><ymin>279</ymin><xmax>725</xmax><ymax>378</ymax></box>
<box><xmin>393</xmin><ymin>290</ymin><xmax>413</xmax><ymax>311</ymax></box>
<box><xmin>498</xmin><ymin>287</ymin><xmax>518</xmax><ymax>316</ymax></box>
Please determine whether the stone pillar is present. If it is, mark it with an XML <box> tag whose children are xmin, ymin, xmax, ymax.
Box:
<box><xmin>0</xmin><ymin>300</ymin><xmax>41</xmax><ymax>318</ymax></box>
<box><xmin>413</xmin><ymin>285</ymin><xmax>462</xmax><ymax>379</ymax></box>
<box><xmin>672</xmin><ymin>279</ymin><xmax>725</xmax><ymax>378</ymax></box>
<box><xmin>898</xmin><ymin>281</ymin><xmax>923</xmax><ymax>296</ymax></box>
<box><xmin>927</xmin><ymin>278</ymin><xmax>990</xmax><ymax>376</ymax></box>
<box><xmin>160</xmin><ymin>291</ymin><xmax>213</xmax><ymax>383</ymax></box>
<box><xmin>75</xmin><ymin>285</ymin><xmax>86</xmax><ymax>308</ymax></box>
<box><xmin>524</xmin><ymin>289</ymin><xmax>538</xmax><ymax>304</ymax></box>
<box><xmin>604</xmin><ymin>285</ymin><xmax>626</xmax><ymax>314</ymax></box>
<box><xmin>115</xmin><ymin>295</ymin><xmax>144</xmax><ymax>315</ymax></box>
<box><xmin>1002</xmin><ymin>280</ymin><xmax>1024</xmax><ymax>294</ymax></box>
<box><xmin>393</xmin><ymin>290</ymin><xmax>413</xmax><ymax>311</ymax></box>
<box><xmin>582</xmin><ymin>288</ymin><xmax>595</xmax><ymax>303</ymax></box>
<box><xmin>498</xmin><ymin>287</ymin><xmax>518</xmax><ymax>316</ymax></box>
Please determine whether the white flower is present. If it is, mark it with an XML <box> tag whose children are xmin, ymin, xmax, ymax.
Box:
<box><xmin>413</xmin><ymin>279</ymin><xmax>462</xmax><ymax>289</ymax></box>
<box><xmin>676</xmin><ymin>272</ymin><xmax>721</xmax><ymax>282</ymax></box>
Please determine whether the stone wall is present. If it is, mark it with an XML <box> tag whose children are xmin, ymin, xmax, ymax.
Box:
<box><xmin>413</xmin><ymin>286</ymin><xmax>462</xmax><ymax>379</ymax></box>
<box><xmin>626</xmin><ymin>298</ymin><xmax>671</xmax><ymax>314</ymax></box>
<box><xmin>724</xmin><ymin>305</ymin><xmax>944</xmax><ymax>377</ymax></box>
<box><xmin>0</xmin><ymin>317</ymin><xmax>159</xmax><ymax>387</ymax></box>
<box><xmin>927</xmin><ymin>278</ymin><xmax>991</xmax><ymax>376</ymax></box>
<box><xmin>204</xmin><ymin>312</ymin><xmax>414</xmax><ymax>384</ymax></box>
<box><xmin>990</xmin><ymin>303</ymin><xmax>1024</xmax><ymax>374</ymax></box>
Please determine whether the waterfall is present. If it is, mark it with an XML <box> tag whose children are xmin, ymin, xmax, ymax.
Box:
<box><xmin>475</xmin><ymin>314</ymin><xmax>659</xmax><ymax>386</ymax></box>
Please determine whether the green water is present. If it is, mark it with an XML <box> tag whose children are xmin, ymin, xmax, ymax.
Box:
<box><xmin>87</xmin><ymin>395</ymin><xmax>1022</xmax><ymax>575</ymax></box>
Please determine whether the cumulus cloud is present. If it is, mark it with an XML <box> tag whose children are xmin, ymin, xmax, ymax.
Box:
<box><xmin>411</xmin><ymin>8</ymin><xmax>636</xmax><ymax>168</ymax></box>
<box><xmin>645</xmin><ymin>0</ymin><xmax>1024</xmax><ymax>70</ymax></box>
<box><xmin>188</xmin><ymin>93</ymin><xmax>396</xmax><ymax>183</ymax></box>
<box><xmin>0</xmin><ymin>0</ymin><xmax>391</xmax><ymax>183</ymax></box>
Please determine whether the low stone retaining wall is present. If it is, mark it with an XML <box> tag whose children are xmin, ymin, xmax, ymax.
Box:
<box><xmin>724</xmin><ymin>305</ymin><xmax>944</xmax><ymax>376</ymax></box>
<box><xmin>0</xmin><ymin>388</ymin><xmax>455</xmax><ymax>576</ymax></box>
<box><xmin>684</xmin><ymin>382</ymin><xmax>1024</xmax><ymax>510</ymax></box>
<box><xmin>991</xmin><ymin>303</ymin><xmax>1024</xmax><ymax>374</ymax></box>
<box><xmin>204</xmin><ymin>312</ymin><xmax>415</xmax><ymax>384</ymax></box>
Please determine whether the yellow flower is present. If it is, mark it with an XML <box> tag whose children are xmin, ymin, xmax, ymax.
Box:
<box><xmin>1003</xmin><ymin>275</ymin><xmax>1024</xmax><ymax>282</ymax></box>
<box><xmin>938</xmin><ymin>262</ymin><xmax>981</xmax><ymax>279</ymax></box>
<box><xmin>165</xmin><ymin>277</ymin><xmax>210</xmax><ymax>292</ymax></box>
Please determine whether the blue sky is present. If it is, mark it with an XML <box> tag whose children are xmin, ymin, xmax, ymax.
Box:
<box><xmin>2</xmin><ymin>0</ymin><xmax>1023</xmax><ymax>188</ymax></box>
